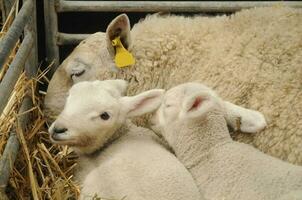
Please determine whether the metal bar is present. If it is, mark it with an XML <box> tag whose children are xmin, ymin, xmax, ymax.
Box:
<box><xmin>44</xmin><ymin>0</ymin><xmax>60</xmax><ymax>77</ymax></box>
<box><xmin>0</xmin><ymin>0</ymin><xmax>33</xmax><ymax>70</ymax></box>
<box><xmin>24</xmin><ymin>0</ymin><xmax>38</xmax><ymax>78</ymax></box>
<box><xmin>57</xmin><ymin>1</ymin><xmax>302</xmax><ymax>13</ymax></box>
<box><xmin>0</xmin><ymin>97</ymin><xmax>32</xmax><ymax>192</ymax></box>
<box><xmin>57</xmin><ymin>32</ymin><xmax>90</xmax><ymax>45</ymax></box>
<box><xmin>0</xmin><ymin>132</ymin><xmax>20</xmax><ymax>189</ymax></box>
<box><xmin>0</xmin><ymin>33</ymin><xmax>33</xmax><ymax>115</ymax></box>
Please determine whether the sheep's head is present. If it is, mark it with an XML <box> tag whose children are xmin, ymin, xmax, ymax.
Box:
<box><xmin>151</xmin><ymin>82</ymin><xmax>222</xmax><ymax>135</ymax></box>
<box><xmin>44</xmin><ymin>14</ymin><xmax>132</xmax><ymax>122</ymax></box>
<box><xmin>151</xmin><ymin>82</ymin><xmax>267</xmax><ymax>139</ymax></box>
<box><xmin>49</xmin><ymin>80</ymin><xmax>164</xmax><ymax>155</ymax></box>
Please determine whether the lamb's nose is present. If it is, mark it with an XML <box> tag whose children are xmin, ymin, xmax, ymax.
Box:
<box><xmin>53</xmin><ymin>127</ymin><xmax>68</xmax><ymax>134</ymax></box>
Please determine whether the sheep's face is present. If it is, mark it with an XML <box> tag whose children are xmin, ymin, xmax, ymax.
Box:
<box><xmin>48</xmin><ymin>81</ymin><xmax>126</xmax><ymax>154</ymax></box>
<box><xmin>49</xmin><ymin>80</ymin><xmax>164</xmax><ymax>154</ymax></box>
<box><xmin>64</xmin><ymin>35</ymin><xmax>114</xmax><ymax>84</ymax></box>
<box><xmin>44</xmin><ymin>14</ymin><xmax>132</xmax><ymax>123</ymax></box>
<box><xmin>151</xmin><ymin>83</ymin><xmax>221</xmax><ymax>135</ymax></box>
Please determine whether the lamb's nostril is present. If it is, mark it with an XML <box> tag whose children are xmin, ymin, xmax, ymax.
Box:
<box><xmin>53</xmin><ymin>127</ymin><xmax>68</xmax><ymax>134</ymax></box>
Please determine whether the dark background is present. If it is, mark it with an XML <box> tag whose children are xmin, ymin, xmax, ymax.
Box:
<box><xmin>36</xmin><ymin>1</ymin><xmax>158</xmax><ymax>66</ymax></box>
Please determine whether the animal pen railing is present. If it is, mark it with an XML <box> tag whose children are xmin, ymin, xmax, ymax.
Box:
<box><xmin>0</xmin><ymin>0</ymin><xmax>37</xmax><ymax>198</ymax></box>
<box><xmin>44</xmin><ymin>1</ymin><xmax>302</xmax><ymax>76</ymax></box>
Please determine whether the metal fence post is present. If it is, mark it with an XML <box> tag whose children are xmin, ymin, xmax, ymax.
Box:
<box><xmin>44</xmin><ymin>0</ymin><xmax>59</xmax><ymax>77</ymax></box>
<box><xmin>24</xmin><ymin>0</ymin><xmax>38</xmax><ymax>78</ymax></box>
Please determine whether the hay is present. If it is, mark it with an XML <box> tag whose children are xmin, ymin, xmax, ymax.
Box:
<box><xmin>0</xmin><ymin>2</ymin><xmax>80</xmax><ymax>199</ymax></box>
<box><xmin>0</xmin><ymin>65</ymin><xmax>81</xmax><ymax>199</ymax></box>
<box><xmin>0</xmin><ymin>68</ymin><xmax>81</xmax><ymax>199</ymax></box>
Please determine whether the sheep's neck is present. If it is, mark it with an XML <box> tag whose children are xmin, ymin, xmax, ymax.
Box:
<box><xmin>81</xmin><ymin>122</ymin><xmax>130</xmax><ymax>158</ymax></box>
<box><xmin>168</xmin><ymin>113</ymin><xmax>232</xmax><ymax>169</ymax></box>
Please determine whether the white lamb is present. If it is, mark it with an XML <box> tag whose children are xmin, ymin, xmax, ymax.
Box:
<box><xmin>151</xmin><ymin>82</ymin><xmax>302</xmax><ymax>200</ymax></box>
<box><xmin>48</xmin><ymin>80</ymin><xmax>204</xmax><ymax>200</ymax></box>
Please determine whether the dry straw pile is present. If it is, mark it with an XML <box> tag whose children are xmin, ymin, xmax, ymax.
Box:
<box><xmin>0</xmin><ymin>1</ymin><xmax>80</xmax><ymax>199</ymax></box>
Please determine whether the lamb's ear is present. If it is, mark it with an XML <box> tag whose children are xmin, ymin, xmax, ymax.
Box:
<box><xmin>180</xmin><ymin>92</ymin><xmax>216</xmax><ymax>119</ymax></box>
<box><xmin>223</xmin><ymin>101</ymin><xmax>267</xmax><ymax>133</ymax></box>
<box><xmin>106</xmin><ymin>14</ymin><xmax>131</xmax><ymax>57</ymax></box>
<box><xmin>120</xmin><ymin>89</ymin><xmax>165</xmax><ymax>117</ymax></box>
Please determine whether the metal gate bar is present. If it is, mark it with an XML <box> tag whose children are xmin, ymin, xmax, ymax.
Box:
<box><xmin>24</xmin><ymin>0</ymin><xmax>38</xmax><ymax>77</ymax></box>
<box><xmin>0</xmin><ymin>0</ymin><xmax>33</xmax><ymax>71</ymax></box>
<box><xmin>0</xmin><ymin>33</ymin><xmax>33</xmax><ymax>114</ymax></box>
<box><xmin>44</xmin><ymin>0</ymin><xmax>59</xmax><ymax>74</ymax></box>
<box><xmin>0</xmin><ymin>0</ymin><xmax>38</xmax><ymax>197</ymax></box>
<box><xmin>57</xmin><ymin>33</ymin><xmax>90</xmax><ymax>45</ymax></box>
<box><xmin>58</xmin><ymin>1</ymin><xmax>302</xmax><ymax>13</ymax></box>
<box><xmin>44</xmin><ymin>0</ymin><xmax>302</xmax><ymax>76</ymax></box>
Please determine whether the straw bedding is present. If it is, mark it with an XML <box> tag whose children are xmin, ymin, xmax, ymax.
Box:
<box><xmin>0</xmin><ymin>2</ymin><xmax>79</xmax><ymax>199</ymax></box>
<box><xmin>0</xmin><ymin>73</ymin><xmax>80</xmax><ymax>200</ymax></box>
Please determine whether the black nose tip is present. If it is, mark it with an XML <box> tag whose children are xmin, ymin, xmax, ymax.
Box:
<box><xmin>53</xmin><ymin>127</ymin><xmax>68</xmax><ymax>134</ymax></box>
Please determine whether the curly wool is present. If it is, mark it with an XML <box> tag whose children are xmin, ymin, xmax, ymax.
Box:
<box><xmin>45</xmin><ymin>7</ymin><xmax>302</xmax><ymax>164</ymax></box>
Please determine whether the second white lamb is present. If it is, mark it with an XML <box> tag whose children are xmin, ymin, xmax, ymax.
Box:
<box><xmin>151</xmin><ymin>82</ymin><xmax>302</xmax><ymax>200</ymax></box>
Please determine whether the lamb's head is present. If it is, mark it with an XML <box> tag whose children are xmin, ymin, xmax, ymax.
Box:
<box><xmin>45</xmin><ymin>14</ymin><xmax>132</xmax><ymax>122</ymax></box>
<box><xmin>151</xmin><ymin>82</ymin><xmax>224</xmax><ymax>135</ymax></box>
<box><xmin>48</xmin><ymin>80</ymin><xmax>164</xmax><ymax>155</ymax></box>
<box><xmin>152</xmin><ymin>82</ymin><xmax>267</xmax><ymax>139</ymax></box>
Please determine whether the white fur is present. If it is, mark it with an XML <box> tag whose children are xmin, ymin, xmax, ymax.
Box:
<box><xmin>151</xmin><ymin>82</ymin><xmax>302</xmax><ymax>200</ymax></box>
<box><xmin>49</xmin><ymin>80</ymin><xmax>204</xmax><ymax>200</ymax></box>
<box><xmin>45</xmin><ymin>8</ymin><xmax>302</xmax><ymax>164</ymax></box>
<box><xmin>224</xmin><ymin>101</ymin><xmax>267</xmax><ymax>133</ymax></box>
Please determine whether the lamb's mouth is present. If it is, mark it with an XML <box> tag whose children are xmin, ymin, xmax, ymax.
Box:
<box><xmin>50</xmin><ymin>134</ymin><xmax>74</xmax><ymax>144</ymax></box>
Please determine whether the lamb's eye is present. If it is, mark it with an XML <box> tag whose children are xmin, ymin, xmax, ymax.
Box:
<box><xmin>71</xmin><ymin>70</ymin><xmax>85</xmax><ymax>78</ymax></box>
<box><xmin>100</xmin><ymin>112</ymin><xmax>110</xmax><ymax>120</ymax></box>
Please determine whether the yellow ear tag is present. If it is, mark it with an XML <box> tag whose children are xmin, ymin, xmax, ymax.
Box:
<box><xmin>112</xmin><ymin>36</ymin><xmax>135</xmax><ymax>68</ymax></box>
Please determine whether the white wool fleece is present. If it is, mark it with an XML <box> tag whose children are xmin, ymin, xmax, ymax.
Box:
<box><xmin>45</xmin><ymin>7</ymin><xmax>302</xmax><ymax>165</ymax></box>
<box><xmin>152</xmin><ymin>82</ymin><xmax>302</xmax><ymax>200</ymax></box>
<box><xmin>77</xmin><ymin>122</ymin><xmax>204</xmax><ymax>200</ymax></box>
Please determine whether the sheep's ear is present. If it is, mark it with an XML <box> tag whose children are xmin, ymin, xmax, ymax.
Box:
<box><xmin>106</xmin><ymin>14</ymin><xmax>131</xmax><ymax>57</ymax></box>
<box><xmin>104</xmin><ymin>79</ymin><xmax>128</xmax><ymax>95</ymax></box>
<box><xmin>180</xmin><ymin>92</ymin><xmax>216</xmax><ymax>119</ymax></box>
<box><xmin>120</xmin><ymin>89</ymin><xmax>165</xmax><ymax>117</ymax></box>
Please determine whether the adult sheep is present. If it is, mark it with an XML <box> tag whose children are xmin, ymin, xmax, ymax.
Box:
<box><xmin>45</xmin><ymin>7</ymin><xmax>302</xmax><ymax>164</ymax></box>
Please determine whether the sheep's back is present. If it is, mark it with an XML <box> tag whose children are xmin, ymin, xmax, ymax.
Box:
<box><xmin>197</xmin><ymin>142</ymin><xmax>302</xmax><ymax>200</ymax></box>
